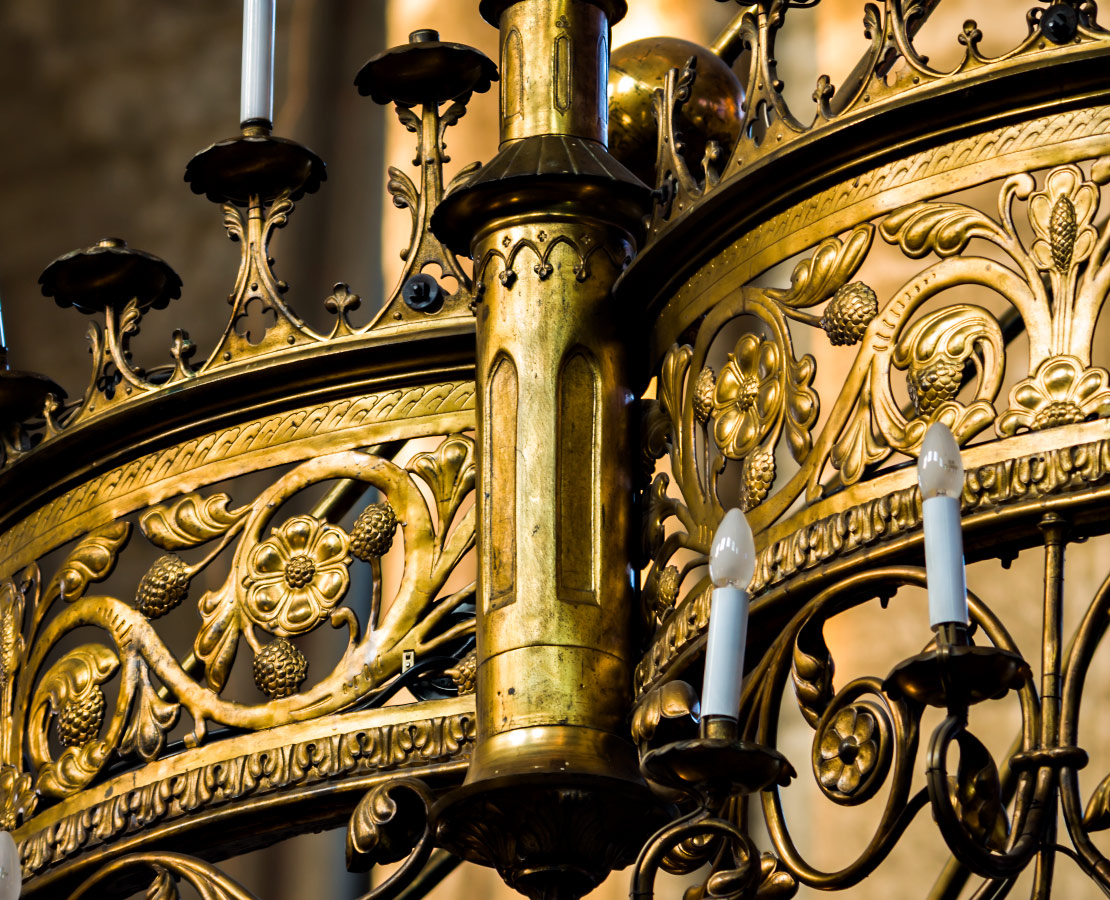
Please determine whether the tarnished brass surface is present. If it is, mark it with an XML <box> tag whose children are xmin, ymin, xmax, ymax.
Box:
<box><xmin>462</xmin><ymin>0</ymin><xmax>644</xmax><ymax>791</ymax></box>
<box><xmin>469</xmin><ymin>215</ymin><xmax>639</xmax><ymax>783</ymax></box>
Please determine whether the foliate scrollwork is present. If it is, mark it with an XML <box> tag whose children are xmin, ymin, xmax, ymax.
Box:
<box><xmin>1000</xmin><ymin>354</ymin><xmax>1110</xmax><ymax>434</ymax></box>
<box><xmin>872</xmin><ymin>161</ymin><xmax>1110</xmax><ymax>445</ymax></box>
<box><xmin>746</xmin><ymin>570</ymin><xmax>1034</xmax><ymax>891</ymax></box>
<box><xmin>68</xmin><ymin>852</ymin><xmax>259</xmax><ymax>900</ymax></box>
<box><xmin>0</xmin><ymin>764</ymin><xmax>35</xmax><ymax>831</ymax></box>
<box><xmin>29</xmin><ymin>643</ymin><xmax>118</xmax><ymax>796</ymax></box>
<box><xmin>5</xmin><ymin>434</ymin><xmax>477</xmax><ymax>802</ymax></box>
<box><xmin>346</xmin><ymin>779</ymin><xmax>435</xmax><ymax>878</ymax></box>
<box><xmin>688</xmin><ymin>157</ymin><xmax>1110</xmax><ymax>511</ymax></box>
<box><xmin>641</xmin><ymin>227</ymin><xmax>867</xmax><ymax>622</ymax></box>
<box><xmin>140</xmin><ymin>492</ymin><xmax>249</xmax><ymax>551</ymax></box>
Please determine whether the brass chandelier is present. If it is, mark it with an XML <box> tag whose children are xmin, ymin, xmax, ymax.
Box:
<box><xmin>2</xmin><ymin>1</ymin><xmax>1110</xmax><ymax>898</ymax></box>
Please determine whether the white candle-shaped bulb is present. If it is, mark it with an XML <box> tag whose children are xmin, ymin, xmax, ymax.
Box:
<box><xmin>0</xmin><ymin>831</ymin><xmax>20</xmax><ymax>900</ymax></box>
<box><xmin>918</xmin><ymin>423</ymin><xmax>969</xmax><ymax>628</ymax></box>
<box><xmin>919</xmin><ymin>422</ymin><xmax>964</xmax><ymax>500</ymax></box>
<box><xmin>709</xmin><ymin>507</ymin><xmax>756</xmax><ymax>588</ymax></box>
<box><xmin>240</xmin><ymin>0</ymin><xmax>276</xmax><ymax>126</ymax></box>
<box><xmin>702</xmin><ymin>509</ymin><xmax>755</xmax><ymax>723</ymax></box>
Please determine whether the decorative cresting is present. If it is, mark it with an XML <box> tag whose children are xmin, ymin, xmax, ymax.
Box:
<box><xmin>626</xmin><ymin>2</ymin><xmax>1110</xmax><ymax>899</ymax></box>
<box><xmin>0</xmin><ymin>36</ymin><xmax>490</xmax><ymax>476</ymax></box>
<box><xmin>627</xmin><ymin>0</ymin><xmax>1110</xmax><ymax>296</ymax></box>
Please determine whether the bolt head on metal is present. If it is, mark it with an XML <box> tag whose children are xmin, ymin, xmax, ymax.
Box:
<box><xmin>402</xmin><ymin>273</ymin><xmax>444</xmax><ymax>313</ymax></box>
<box><xmin>1040</xmin><ymin>3</ymin><xmax>1079</xmax><ymax>43</ymax></box>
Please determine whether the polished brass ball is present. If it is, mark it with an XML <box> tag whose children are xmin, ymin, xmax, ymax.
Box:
<box><xmin>608</xmin><ymin>38</ymin><xmax>744</xmax><ymax>188</ymax></box>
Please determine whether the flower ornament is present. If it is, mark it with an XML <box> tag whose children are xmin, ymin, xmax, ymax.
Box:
<box><xmin>0</xmin><ymin>765</ymin><xmax>36</xmax><ymax>830</ymax></box>
<box><xmin>712</xmin><ymin>334</ymin><xmax>782</xmax><ymax>460</ymax></box>
<box><xmin>1028</xmin><ymin>165</ymin><xmax>1099</xmax><ymax>273</ymax></box>
<box><xmin>245</xmin><ymin>516</ymin><xmax>351</xmax><ymax>636</ymax></box>
<box><xmin>816</xmin><ymin>706</ymin><xmax>880</xmax><ymax>796</ymax></box>
<box><xmin>999</xmin><ymin>356</ymin><xmax>1110</xmax><ymax>435</ymax></box>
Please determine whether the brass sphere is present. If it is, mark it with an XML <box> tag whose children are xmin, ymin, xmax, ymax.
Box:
<box><xmin>608</xmin><ymin>38</ymin><xmax>744</xmax><ymax>188</ymax></box>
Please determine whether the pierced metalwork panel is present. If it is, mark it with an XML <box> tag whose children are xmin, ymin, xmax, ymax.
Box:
<box><xmin>0</xmin><ymin>377</ymin><xmax>478</xmax><ymax>896</ymax></box>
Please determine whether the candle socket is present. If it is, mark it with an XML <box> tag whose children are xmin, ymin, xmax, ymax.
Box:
<box><xmin>239</xmin><ymin>119</ymin><xmax>273</xmax><ymax>137</ymax></box>
<box><xmin>699</xmin><ymin>715</ymin><xmax>738</xmax><ymax>742</ymax></box>
<box><xmin>933</xmin><ymin>622</ymin><xmax>970</xmax><ymax>648</ymax></box>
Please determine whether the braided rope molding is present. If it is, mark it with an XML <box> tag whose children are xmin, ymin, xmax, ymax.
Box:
<box><xmin>635</xmin><ymin>427</ymin><xmax>1110</xmax><ymax>696</ymax></box>
<box><xmin>0</xmin><ymin>381</ymin><xmax>476</xmax><ymax>580</ymax></box>
<box><xmin>17</xmin><ymin>702</ymin><xmax>476</xmax><ymax>879</ymax></box>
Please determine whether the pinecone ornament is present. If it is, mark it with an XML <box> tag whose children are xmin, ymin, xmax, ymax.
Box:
<box><xmin>740</xmin><ymin>450</ymin><xmax>776</xmax><ymax>511</ymax></box>
<box><xmin>1050</xmin><ymin>195</ymin><xmax>1077</xmax><ymax>271</ymax></box>
<box><xmin>57</xmin><ymin>689</ymin><xmax>105</xmax><ymax>747</ymax></box>
<box><xmin>693</xmin><ymin>367</ymin><xmax>716</xmax><ymax>424</ymax></box>
<box><xmin>447</xmin><ymin>650</ymin><xmax>477</xmax><ymax>694</ymax></box>
<box><xmin>1032</xmin><ymin>400</ymin><xmax>1084</xmax><ymax>431</ymax></box>
<box><xmin>821</xmin><ymin>282</ymin><xmax>878</xmax><ymax>346</ymax></box>
<box><xmin>136</xmin><ymin>555</ymin><xmax>190</xmax><ymax>619</ymax></box>
<box><xmin>253</xmin><ymin>638</ymin><xmax>308</xmax><ymax>699</ymax></box>
<box><xmin>907</xmin><ymin>359</ymin><xmax>962</xmax><ymax>416</ymax></box>
<box><xmin>657</xmin><ymin>565</ymin><xmax>681</xmax><ymax>610</ymax></box>
<box><xmin>350</xmin><ymin>502</ymin><xmax>398</xmax><ymax>561</ymax></box>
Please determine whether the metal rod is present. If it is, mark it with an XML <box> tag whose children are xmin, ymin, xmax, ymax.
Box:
<box><xmin>389</xmin><ymin>850</ymin><xmax>462</xmax><ymax>900</ymax></box>
<box><xmin>1032</xmin><ymin>513</ymin><xmax>1068</xmax><ymax>900</ymax></box>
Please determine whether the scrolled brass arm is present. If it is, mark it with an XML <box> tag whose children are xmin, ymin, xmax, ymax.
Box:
<box><xmin>630</xmin><ymin>807</ymin><xmax>761</xmax><ymax>900</ymax></box>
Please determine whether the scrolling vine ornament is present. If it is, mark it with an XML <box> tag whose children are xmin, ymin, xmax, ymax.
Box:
<box><xmin>641</xmin><ymin>157</ymin><xmax>1110</xmax><ymax>626</ymax></box>
<box><xmin>59</xmin><ymin>777</ymin><xmax>445</xmax><ymax>900</ymax></box>
<box><xmin>636</xmin><ymin>149</ymin><xmax>1110</xmax><ymax>900</ymax></box>
<box><xmin>0</xmin><ymin>434</ymin><xmax>476</xmax><ymax>821</ymax></box>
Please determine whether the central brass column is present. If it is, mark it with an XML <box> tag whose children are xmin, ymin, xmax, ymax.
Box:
<box><xmin>430</xmin><ymin>1</ymin><xmax>656</xmax><ymax>897</ymax></box>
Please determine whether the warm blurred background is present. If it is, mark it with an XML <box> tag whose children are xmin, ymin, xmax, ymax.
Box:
<box><xmin>2</xmin><ymin>2</ymin><xmax>1109</xmax><ymax>898</ymax></box>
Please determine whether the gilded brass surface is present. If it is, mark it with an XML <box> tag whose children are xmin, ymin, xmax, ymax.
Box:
<box><xmin>7</xmin><ymin>1</ymin><xmax>1110</xmax><ymax>898</ymax></box>
<box><xmin>495</xmin><ymin>0</ymin><xmax>608</xmax><ymax>145</ymax></box>
<box><xmin>463</xmin><ymin>4</ymin><xmax>642</xmax><ymax>788</ymax></box>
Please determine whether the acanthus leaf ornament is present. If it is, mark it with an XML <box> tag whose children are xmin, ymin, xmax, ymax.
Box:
<box><xmin>999</xmin><ymin>355</ymin><xmax>1110</xmax><ymax>435</ymax></box>
<box><xmin>0</xmin><ymin>764</ymin><xmax>35</xmax><ymax>831</ymax></box>
<box><xmin>2</xmin><ymin>431</ymin><xmax>478</xmax><ymax>808</ymax></box>
<box><xmin>10</xmin><ymin>3</ymin><xmax>1110</xmax><ymax>899</ymax></box>
<box><xmin>140</xmin><ymin>492</ymin><xmax>249</xmax><ymax>551</ymax></box>
<box><xmin>119</xmin><ymin>661</ymin><xmax>181</xmax><ymax>762</ymax></box>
